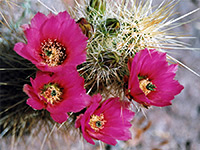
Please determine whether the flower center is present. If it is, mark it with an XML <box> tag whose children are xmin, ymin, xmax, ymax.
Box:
<box><xmin>40</xmin><ymin>39</ymin><xmax>67</xmax><ymax>67</ymax></box>
<box><xmin>40</xmin><ymin>83</ymin><xmax>63</xmax><ymax>105</ymax></box>
<box><xmin>139</xmin><ymin>78</ymin><xmax>156</xmax><ymax>95</ymax></box>
<box><xmin>89</xmin><ymin>114</ymin><xmax>106</xmax><ymax>132</ymax></box>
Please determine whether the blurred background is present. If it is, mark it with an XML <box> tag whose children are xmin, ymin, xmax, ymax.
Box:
<box><xmin>0</xmin><ymin>0</ymin><xmax>200</xmax><ymax>149</ymax></box>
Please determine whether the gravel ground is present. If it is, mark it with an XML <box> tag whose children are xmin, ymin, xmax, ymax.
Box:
<box><xmin>0</xmin><ymin>0</ymin><xmax>200</xmax><ymax>150</ymax></box>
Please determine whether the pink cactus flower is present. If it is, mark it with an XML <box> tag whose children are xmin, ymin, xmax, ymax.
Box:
<box><xmin>23</xmin><ymin>70</ymin><xmax>90</xmax><ymax>123</ymax></box>
<box><xmin>14</xmin><ymin>11</ymin><xmax>87</xmax><ymax>72</ymax></box>
<box><xmin>75</xmin><ymin>94</ymin><xmax>134</xmax><ymax>145</ymax></box>
<box><xmin>127</xmin><ymin>48</ymin><xmax>184</xmax><ymax>107</ymax></box>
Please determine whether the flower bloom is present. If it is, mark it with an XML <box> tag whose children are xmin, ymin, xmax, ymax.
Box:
<box><xmin>14</xmin><ymin>11</ymin><xmax>87</xmax><ymax>72</ymax></box>
<box><xmin>75</xmin><ymin>94</ymin><xmax>134</xmax><ymax>145</ymax></box>
<box><xmin>23</xmin><ymin>70</ymin><xmax>90</xmax><ymax>123</ymax></box>
<box><xmin>127</xmin><ymin>48</ymin><xmax>184</xmax><ymax>107</ymax></box>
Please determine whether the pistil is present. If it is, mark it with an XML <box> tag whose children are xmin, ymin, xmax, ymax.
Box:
<box><xmin>89</xmin><ymin>114</ymin><xmax>106</xmax><ymax>132</ymax></box>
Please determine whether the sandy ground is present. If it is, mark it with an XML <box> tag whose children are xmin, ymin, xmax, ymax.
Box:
<box><xmin>0</xmin><ymin>0</ymin><xmax>200</xmax><ymax>150</ymax></box>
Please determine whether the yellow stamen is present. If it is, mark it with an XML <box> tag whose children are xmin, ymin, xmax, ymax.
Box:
<box><xmin>89</xmin><ymin>114</ymin><xmax>106</xmax><ymax>132</ymax></box>
<box><xmin>139</xmin><ymin>79</ymin><xmax>152</xmax><ymax>96</ymax></box>
<box><xmin>40</xmin><ymin>39</ymin><xmax>67</xmax><ymax>67</ymax></box>
<box><xmin>40</xmin><ymin>83</ymin><xmax>63</xmax><ymax>105</ymax></box>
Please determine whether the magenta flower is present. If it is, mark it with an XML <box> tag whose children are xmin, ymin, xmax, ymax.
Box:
<box><xmin>14</xmin><ymin>11</ymin><xmax>87</xmax><ymax>72</ymax></box>
<box><xmin>75</xmin><ymin>94</ymin><xmax>134</xmax><ymax>145</ymax></box>
<box><xmin>127</xmin><ymin>48</ymin><xmax>184</xmax><ymax>107</ymax></box>
<box><xmin>23</xmin><ymin>70</ymin><xmax>90</xmax><ymax>123</ymax></box>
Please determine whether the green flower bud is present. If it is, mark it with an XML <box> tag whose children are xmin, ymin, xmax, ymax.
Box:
<box><xmin>90</xmin><ymin>0</ymin><xmax>106</xmax><ymax>15</ymax></box>
<box><xmin>105</xmin><ymin>18</ymin><xmax>120</xmax><ymax>34</ymax></box>
<box><xmin>97</xmin><ymin>50</ymin><xmax>120</xmax><ymax>69</ymax></box>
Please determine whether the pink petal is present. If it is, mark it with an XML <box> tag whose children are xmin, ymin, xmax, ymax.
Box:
<box><xmin>40</xmin><ymin>16</ymin><xmax>61</xmax><ymax>40</ymax></box>
<box><xmin>23</xmin><ymin>84</ymin><xmax>35</xmax><ymax>98</ymax></box>
<box><xmin>82</xmin><ymin>129</ymin><xmax>96</xmax><ymax>145</ymax></box>
<box><xmin>57</xmin><ymin>11</ymin><xmax>70</xmax><ymax>22</ymax></box>
<box><xmin>167</xmin><ymin>64</ymin><xmax>178</xmax><ymax>73</ymax></box>
<box><xmin>26</xmin><ymin>98</ymin><xmax>45</xmax><ymax>110</ymax></box>
<box><xmin>100</xmin><ymin>127</ymin><xmax>131</xmax><ymax>141</ymax></box>
<box><xmin>23</xmin><ymin>84</ymin><xmax>43</xmax><ymax>104</ymax></box>
<box><xmin>88</xmin><ymin>94</ymin><xmax>102</xmax><ymax>105</ymax></box>
<box><xmin>21</xmin><ymin>24</ymin><xmax>30</xmax><ymax>36</ymax></box>
<box><xmin>14</xmin><ymin>43</ymin><xmax>37</xmax><ymax>62</ymax></box>
<box><xmin>58</xmin><ymin>19</ymin><xmax>87</xmax><ymax>64</ymax></box>
<box><xmin>50</xmin><ymin>112</ymin><xmax>69</xmax><ymax>123</ymax></box>
<box><xmin>31</xmin><ymin>12</ymin><xmax>48</xmax><ymax>29</ymax></box>
<box><xmin>31</xmin><ymin>72</ymin><xmax>52</xmax><ymax>92</ymax></box>
<box><xmin>46</xmin><ymin>92</ymin><xmax>90</xmax><ymax>114</ymax></box>
<box><xmin>81</xmin><ymin>114</ymin><xmax>96</xmax><ymax>145</ymax></box>
<box><xmin>88</xmin><ymin>131</ymin><xmax>117</xmax><ymax>146</ymax></box>
<box><xmin>26</xmin><ymin>28</ymin><xmax>41</xmax><ymax>49</ymax></box>
<box><xmin>75</xmin><ymin>114</ymin><xmax>84</xmax><ymax>128</ymax></box>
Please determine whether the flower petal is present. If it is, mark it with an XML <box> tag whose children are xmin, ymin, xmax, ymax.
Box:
<box><xmin>31</xmin><ymin>12</ymin><xmax>48</xmax><ymax>29</ymax></box>
<box><xmin>40</xmin><ymin>16</ymin><xmax>62</xmax><ymax>40</ymax></box>
<box><xmin>75</xmin><ymin>114</ymin><xmax>84</xmax><ymax>128</ymax></box>
<box><xmin>88</xmin><ymin>131</ymin><xmax>117</xmax><ymax>146</ymax></box>
<box><xmin>26</xmin><ymin>98</ymin><xmax>45</xmax><ymax>110</ymax></box>
<box><xmin>14</xmin><ymin>43</ymin><xmax>37</xmax><ymax>63</ymax></box>
<box><xmin>50</xmin><ymin>112</ymin><xmax>69</xmax><ymax>123</ymax></box>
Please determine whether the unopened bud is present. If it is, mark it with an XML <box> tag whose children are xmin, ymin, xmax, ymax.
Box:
<box><xmin>77</xmin><ymin>18</ymin><xmax>94</xmax><ymax>39</ymax></box>
<box><xmin>90</xmin><ymin>0</ymin><xmax>106</xmax><ymax>14</ymax></box>
<box><xmin>105</xmin><ymin>18</ymin><xmax>120</xmax><ymax>34</ymax></box>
